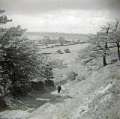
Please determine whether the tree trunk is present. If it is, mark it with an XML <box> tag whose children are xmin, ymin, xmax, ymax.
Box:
<box><xmin>103</xmin><ymin>42</ymin><xmax>107</xmax><ymax>66</ymax></box>
<box><xmin>116</xmin><ymin>42</ymin><xmax>120</xmax><ymax>61</ymax></box>
<box><xmin>105</xmin><ymin>42</ymin><xmax>108</xmax><ymax>49</ymax></box>
<box><xmin>103</xmin><ymin>55</ymin><xmax>107</xmax><ymax>66</ymax></box>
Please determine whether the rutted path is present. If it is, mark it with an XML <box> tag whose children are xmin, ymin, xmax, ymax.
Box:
<box><xmin>0</xmin><ymin>43</ymin><xmax>115</xmax><ymax>119</ymax></box>
<box><xmin>27</xmin><ymin>68</ymin><xmax>110</xmax><ymax>119</ymax></box>
<box><xmin>27</xmin><ymin>43</ymin><xmax>110</xmax><ymax>119</ymax></box>
<box><xmin>0</xmin><ymin>42</ymin><xmax>120</xmax><ymax>119</ymax></box>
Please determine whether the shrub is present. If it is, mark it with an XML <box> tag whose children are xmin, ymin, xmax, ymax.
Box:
<box><xmin>64</xmin><ymin>48</ymin><xmax>71</xmax><ymax>53</ymax></box>
<box><xmin>31</xmin><ymin>81</ymin><xmax>45</xmax><ymax>91</ymax></box>
<box><xmin>10</xmin><ymin>80</ymin><xmax>31</xmax><ymax>97</ymax></box>
<box><xmin>111</xmin><ymin>59</ymin><xmax>117</xmax><ymax>64</ymax></box>
<box><xmin>45</xmin><ymin>79</ymin><xmax>54</xmax><ymax>87</ymax></box>
<box><xmin>56</xmin><ymin>49</ymin><xmax>64</xmax><ymax>54</ymax></box>
<box><xmin>67</xmin><ymin>71</ymin><xmax>78</xmax><ymax>80</ymax></box>
<box><xmin>0</xmin><ymin>96</ymin><xmax>8</xmax><ymax>110</ymax></box>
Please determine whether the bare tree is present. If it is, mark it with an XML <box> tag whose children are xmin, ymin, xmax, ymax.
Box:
<box><xmin>91</xmin><ymin>24</ymin><xmax>111</xmax><ymax>66</ymax></box>
<box><xmin>109</xmin><ymin>20</ymin><xmax>120</xmax><ymax>60</ymax></box>
<box><xmin>100</xmin><ymin>24</ymin><xmax>111</xmax><ymax>66</ymax></box>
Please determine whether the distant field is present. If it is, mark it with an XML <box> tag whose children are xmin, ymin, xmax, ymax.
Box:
<box><xmin>25</xmin><ymin>32</ymin><xmax>90</xmax><ymax>83</ymax></box>
<box><xmin>26</xmin><ymin>32</ymin><xmax>91</xmax><ymax>42</ymax></box>
<box><xmin>40</xmin><ymin>43</ymin><xmax>89</xmax><ymax>83</ymax></box>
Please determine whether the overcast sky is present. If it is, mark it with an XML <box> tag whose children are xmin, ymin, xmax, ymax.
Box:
<box><xmin>0</xmin><ymin>0</ymin><xmax>120</xmax><ymax>33</ymax></box>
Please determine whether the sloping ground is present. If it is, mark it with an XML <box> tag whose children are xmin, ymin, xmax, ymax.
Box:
<box><xmin>0</xmin><ymin>43</ymin><xmax>89</xmax><ymax>119</ymax></box>
<box><xmin>26</xmin><ymin>62</ymin><xmax>120</xmax><ymax>119</ymax></box>
<box><xmin>26</xmin><ymin>63</ymin><xmax>120</xmax><ymax>119</ymax></box>
<box><xmin>0</xmin><ymin>110</ymin><xmax>29</xmax><ymax>119</ymax></box>
<box><xmin>81</xmin><ymin>63</ymin><xmax>120</xmax><ymax>119</ymax></box>
<box><xmin>1</xmin><ymin>43</ymin><xmax>120</xmax><ymax>119</ymax></box>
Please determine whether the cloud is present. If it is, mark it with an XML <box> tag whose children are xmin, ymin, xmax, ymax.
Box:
<box><xmin>0</xmin><ymin>0</ymin><xmax>119</xmax><ymax>15</ymax></box>
<box><xmin>1</xmin><ymin>0</ymin><xmax>120</xmax><ymax>33</ymax></box>
<box><xmin>8</xmin><ymin>10</ymin><xmax>111</xmax><ymax>33</ymax></box>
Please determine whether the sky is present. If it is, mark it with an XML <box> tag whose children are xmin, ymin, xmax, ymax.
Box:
<box><xmin>0</xmin><ymin>0</ymin><xmax>120</xmax><ymax>34</ymax></box>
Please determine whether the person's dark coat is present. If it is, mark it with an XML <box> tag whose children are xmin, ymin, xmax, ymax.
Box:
<box><xmin>57</xmin><ymin>85</ymin><xmax>61</xmax><ymax>93</ymax></box>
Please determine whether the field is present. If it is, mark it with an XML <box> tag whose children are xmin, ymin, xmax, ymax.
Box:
<box><xmin>28</xmin><ymin>32</ymin><xmax>90</xmax><ymax>83</ymax></box>
<box><xmin>1</xmin><ymin>32</ymin><xmax>120</xmax><ymax>119</ymax></box>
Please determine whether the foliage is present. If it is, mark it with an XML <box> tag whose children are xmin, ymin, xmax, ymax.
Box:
<box><xmin>64</xmin><ymin>48</ymin><xmax>71</xmax><ymax>53</ymax></box>
<box><xmin>0</xmin><ymin>10</ymin><xmax>54</xmax><ymax>97</ymax></box>
<box><xmin>84</xmin><ymin>20</ymin><xmax>120</xmax><ymax>68</ymax></box>
<box><xmin>56</xmin><ymin>49</ymin><xmax>64</xmax><ymax>54</ymax></box>
<box><xmin>58</xmin><ymin>36</ymin><xmax>66</xmax><ymax>46</ymax></box>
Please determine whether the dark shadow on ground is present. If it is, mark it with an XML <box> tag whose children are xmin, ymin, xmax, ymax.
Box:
<box><xmin>9</xmin><ymin>84</ymin><xmax>72</xmax><ymax>112</ymax></box>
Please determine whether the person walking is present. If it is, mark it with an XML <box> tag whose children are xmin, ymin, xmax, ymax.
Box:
<box><xmin>57</xmin><ymin>85</ymin><xmax>61</xmax><ymax>93</ymax></box>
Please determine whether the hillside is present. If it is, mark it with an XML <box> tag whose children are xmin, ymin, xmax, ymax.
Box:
<box><xmin>27</xmin><ymin>63</ymin><xmax>120</xmax><ymax>119</ymax></box>
<box><xmin>0</xmin><ymin>40</ymin><xmax>120</xmax><ymax>119</ymax></box>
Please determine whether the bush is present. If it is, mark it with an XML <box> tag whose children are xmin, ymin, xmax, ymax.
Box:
<box><xmin>10</xmin><ymin>80</ymin><xmax>31</xmax><ymax>97</ymax></box>
<box><xmin>45</xmin><ymin>80</ymin><xmax>54</xmax><ymax>87</ymax></box>
<box><xmin>67</xmin><ymin>71</ymin><xmax>78</xmax><ymax>81</ymax></box>
<box><xmin>49</xmin><ymin>59</ymin><xmax>65</xmax><ymax>68</ymax></box>
<box><xmin>111</xmin><ymin>59</ymin><xmax>117</xmax><ymax>64</ymax></box>
<box><xmin>31</xmin><ymin>81</ymin><xmax>45</xmax><ymax>91</ymax></box>
<box><xmin>56</xmin><ymin>49</ymin><xmax>64</xmax><ymax>54</ymax></box>
<box><xmin>64</xmin><ymin>48</ymin><xmax>71</xmax><ymax>53</ymax></box>
<box><xmin>0</xmin><ymin>97</ymin><xmax>8</xmax><ymax>110</ymax></box>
